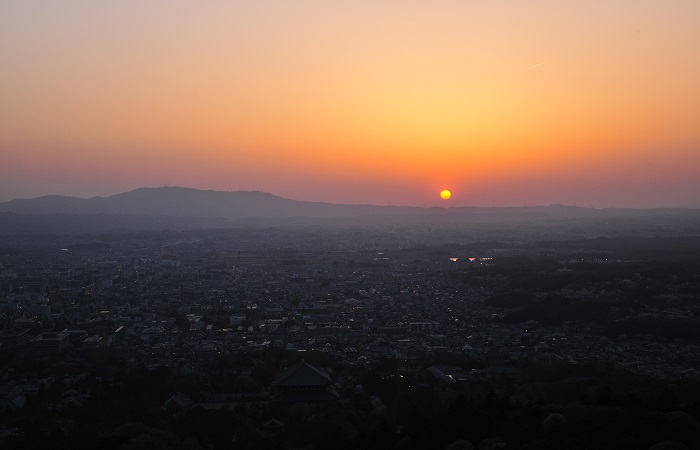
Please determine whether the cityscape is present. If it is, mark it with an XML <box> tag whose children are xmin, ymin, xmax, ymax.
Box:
<box><xmin>1</xmin><ymin>193</ymin><xmax>700</xmax><ymax>448</ymax></box>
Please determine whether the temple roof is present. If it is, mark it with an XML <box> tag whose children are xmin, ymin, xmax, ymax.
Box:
<box><xmin>274</xmin><ymin>360</ymin><xmax>332</xmax><ymax>387</ymax></box>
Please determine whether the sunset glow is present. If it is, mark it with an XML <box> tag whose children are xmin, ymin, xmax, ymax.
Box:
<box><xmin>1</xmin><ymin>1</ymin><xmax>699</xmax><ymax>207</ymax></box>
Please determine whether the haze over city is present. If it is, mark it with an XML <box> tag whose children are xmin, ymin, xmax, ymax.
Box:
<box><xmin>2</xmin><ymin>1</ymin><xmax>699</xmax><ymax>207</ymax></box>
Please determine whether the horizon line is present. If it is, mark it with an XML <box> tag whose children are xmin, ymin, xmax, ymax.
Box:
<box><xmin>1</xmin><ymin>185</ymin><xmax>699</xmax><ymax>211</ymax></box>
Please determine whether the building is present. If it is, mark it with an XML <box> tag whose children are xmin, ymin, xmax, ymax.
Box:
<box><xmin>29</xmin><ymin>332</ymin><xmax>70</xmax><ymax>355</ymax></box>
<box><xmin>0</xmin><ymin>328</ymin><xmax>31</xmax><ymax>353</ymax></box>
<box><xmin>270</xmin><ymin>360</ymin><xmax>339</xmax><ymax>402</ymax></box>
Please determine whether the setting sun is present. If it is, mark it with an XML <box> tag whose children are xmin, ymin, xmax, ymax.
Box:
<box><xmin>440</xmin><ymin>190</ymin><xmax>452</xmax><ymax>200</ymax></box>
<box><xmin>1</xmin><ymin>2</ymin><xmax>699</xmax><ymax>207</ymax></box>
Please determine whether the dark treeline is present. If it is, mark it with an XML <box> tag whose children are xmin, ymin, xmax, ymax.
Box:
<box><xmin>2</xmin><ymin>352</ymin><xmax>700</xmax><ymax>449</ymax></box>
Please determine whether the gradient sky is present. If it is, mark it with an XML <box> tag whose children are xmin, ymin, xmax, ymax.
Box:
<box><xmin>2</xmin><ymin>1</ymin><xmax>699</xmax><ymax>207</ymax></box>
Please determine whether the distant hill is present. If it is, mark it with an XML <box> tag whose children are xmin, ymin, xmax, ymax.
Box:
<box><xmin>0</xmin><ymin>187</ymin><xmax>415</xmax><ymax>219</ymax></box>
<box><xmin>1</xmin><ymin>187</ymin><xmax>699</xmax><ymax>233</ymax></box>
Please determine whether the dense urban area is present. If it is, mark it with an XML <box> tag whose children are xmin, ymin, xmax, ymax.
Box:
<box><xmin>2</xmin><ymin>222</ymin><xmax>700</xmax><ymax>449</ymax></box>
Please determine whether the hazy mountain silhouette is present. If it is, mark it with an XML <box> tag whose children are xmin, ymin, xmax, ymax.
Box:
<box><xmin>0</xmin><ymin>187</ymin><xmax>698</xmax><ymax>226</ymax></box>
<box><xmin>0</xmin><ymin>187</ymin><xmax>418</xmax><ymax>219</ymax></box>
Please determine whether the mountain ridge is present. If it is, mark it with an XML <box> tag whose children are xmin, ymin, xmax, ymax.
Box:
<box><xmin>0</xmin><ymin>187</ymin><xmax>697</xmax><ymax>221</ymax></box>
<box><xmin>0</xmin><ymin>187</ymin><xmax>418</xmax><ymax>218</ymax></box>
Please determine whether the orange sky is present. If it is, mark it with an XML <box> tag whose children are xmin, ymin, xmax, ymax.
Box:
<box><xmin>1</xmin><ymin>1</ymin><xmax>699</xmax><ymax>207</ymax></box>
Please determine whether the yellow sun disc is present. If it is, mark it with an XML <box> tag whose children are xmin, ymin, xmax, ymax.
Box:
<box><xmin>440</xmin><ymin>189</ymin><xmax>452</xmax><ymax>200</ymax></box>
